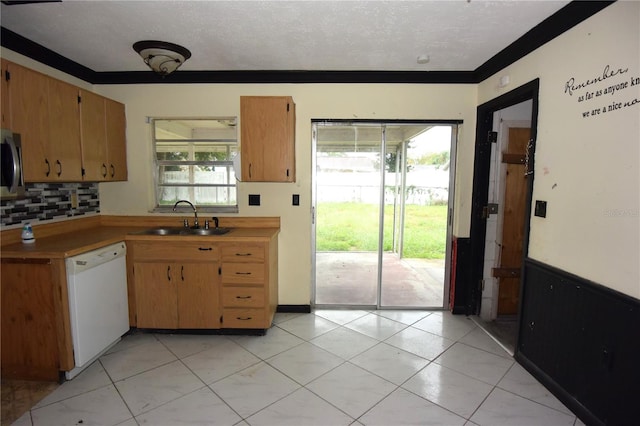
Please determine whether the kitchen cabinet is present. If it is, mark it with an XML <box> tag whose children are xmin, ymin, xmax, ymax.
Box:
<box><xmin>220</xmin><ymin>241</ymin><xmax>278</xmax><ymax>329</ymax></box>
<box><xmin>1</xmin><ymin>59</ymin><xmax>9</xmax><ymax>129</ymax></box>
<box><xmin>1</xmin><ymin>258</ymin><xmax>74</xmax><ymax>381</ymax></box>
<box><xmin>240</xmin><ymin>96</ymin><xmax>295</xmax><ymax>182</ymax></box>
<box><xmin>47</xmin><ymin>78</ymin><xmax>83</xmax><ymax>181</ymax></box>
<box><xmin>79</xmin><ymin>90</ymin><xmax>108</xmax><ymax>181</ymax></box>
<box><xmin>130</xmin><ymin>232</ymin><xmax>278</xmax><ymax>332</ymax></box>
<box><xmin>80</xmin><ymin>91</ymin><xmax>128</xmax><ymax>181</ymax></box>
<box><xmin>131</xmin><ymin>241</ymin><xmax>221</xmax><ymax>329</ymax></box>
<box><xmin>4</xmin><ymin>61</ymin><xmax>83</xmax><ymax>181</ymax></box>
<box><xmin>4</xmin><ymin>61</ymin><xmax>51</xmax><ymax>182</ymax></box>
<box><xmin>105</xmin><ymin>98</ymin><xmax>128</xmax><ymax>181</ymax></box>
<box><xmin>1</xmin><ymin>59</ymin><xmax>127</xmax><ymax>182</ymax></box>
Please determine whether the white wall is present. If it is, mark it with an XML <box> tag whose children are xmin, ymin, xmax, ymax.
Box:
<box><xmin>478</xmin><ymin>1</ymin><xmax>640</xmax><ymax>299</ymax></box>
<box><xmin>94</xmin><ymin>84</ymin><xmax>477</xmax><ymax>304</ymax></box>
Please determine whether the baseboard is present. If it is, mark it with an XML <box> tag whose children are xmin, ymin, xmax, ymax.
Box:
<box><xmin>277</xmin><ymin>305</ymin><xmax>312</xmax><ymax>313</ymax></box>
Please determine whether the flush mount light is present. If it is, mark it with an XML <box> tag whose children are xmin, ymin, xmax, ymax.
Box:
<box><xmin>133</xmin><ymin>40</ymin><xmax>191</xmax><ymax>76</ymax></box>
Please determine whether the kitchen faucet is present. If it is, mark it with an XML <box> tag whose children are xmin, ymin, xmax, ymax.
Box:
<box><xmin>172</xmin><ymin>200</ymin><xmax>199</xmax><ymax>229</ymax></box>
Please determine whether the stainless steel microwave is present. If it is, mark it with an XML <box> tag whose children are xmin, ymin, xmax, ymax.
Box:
<box><xmin>1</xmin><ymin>129</ymin><xmax>25</xmax><ymax>200</ymax></box>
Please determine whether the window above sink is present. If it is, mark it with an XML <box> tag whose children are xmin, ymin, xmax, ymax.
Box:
<box><xmin>151</xmin><ymin>117</ymin><xmax>239</xmax><ymax>214</ymax></box>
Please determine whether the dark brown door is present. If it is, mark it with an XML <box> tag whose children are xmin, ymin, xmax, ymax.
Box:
<box><xmin>495</xmin><ymin>127</ymin><xmax>530</xmax><ymax>315</ymax></box>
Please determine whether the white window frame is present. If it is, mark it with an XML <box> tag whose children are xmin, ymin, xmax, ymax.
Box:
<box><xmin>151</xmin><ymin>117</ymin><xmax>239</xmax><ymax>213</ymax></box>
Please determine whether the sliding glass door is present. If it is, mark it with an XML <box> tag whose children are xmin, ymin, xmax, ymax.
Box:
<box><xmin>313</xmin><ymin>121</ymin><xmax>456</xmax><ymax>309</ymax></box>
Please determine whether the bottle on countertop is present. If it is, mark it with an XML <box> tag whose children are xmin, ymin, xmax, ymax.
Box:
<box><xmin>21</xmin><ymin>222</ymin><xmax>35</xmax><ymax>244</ymax></box>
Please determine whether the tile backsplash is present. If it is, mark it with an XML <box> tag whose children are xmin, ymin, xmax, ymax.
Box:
<box><xmin>1</xmin><ymin>183</ymin><xmax>100</xmax><ymax>229</ymax></box>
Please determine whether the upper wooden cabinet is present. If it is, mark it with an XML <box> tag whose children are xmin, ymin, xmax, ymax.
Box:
<box><xmin>47</xmin><ymin>78</ymin><xmax>83</xmax><ymax>181</ymax></box>
<box><xmin>240</xmin><ymin>96</ymin><xmax>295</xmax><ymax>182</ymax></box>
<box><xmin>1</xmin><ymin>59</ymin><xmax>10</xmax><ymax>129</ymax></box>
<box><xmin>4</xmin><ymin>62</ymin><xmax>83</xmax><ymax>181</ymax></box>
<box><xmin>105</xmin><ymin>98</ymin><xmax>128</xmax><ymax>181</ymax></box>
<box><xmin>79</xmin><ymin>90</ymin><xmax>108</xmax><ymax>181</ymax></box>
<box><xmin>79</xmin><ymin>91</ymin><xmax>128</xmax><ymax>182</ymax></box>
<box><xmin>2</xmin><ymin>59</ymin><xmax>127</xmax><ymax>183</ymax></box>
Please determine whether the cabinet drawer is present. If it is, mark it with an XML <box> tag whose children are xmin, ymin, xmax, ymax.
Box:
<box><xmin>222</xmin><ymin>287</ymin><xmax>265</xmax><ymax>308</ymax></box>
<box><xmin>223</xmin><ymin>308</ymin><xmax>265</xmax><ymax>328</ymax></box>
<box><xmin>131</xmin><ymin>241</ymin><xmax>219</xmax><ymax>261</ymax></box>
<box><xmin>222</xmin><ymin>263</ymin><xmax>264</xmax><ymax>284</ymax></box>
<box><xmin>221</xmin><ymin>245</ymin><xmax>265</xmax><ymax>262</ymax></box>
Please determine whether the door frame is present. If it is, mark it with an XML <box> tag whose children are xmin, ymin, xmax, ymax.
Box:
<box><xmin>311</xmin><ymin>119</ymin><xmax>461</xmax><ymax>310</ymax></box>
<box><xmin>467</xmin><ymin>79</ymin><xmax>539</xmax><ymax>351</ymax></box>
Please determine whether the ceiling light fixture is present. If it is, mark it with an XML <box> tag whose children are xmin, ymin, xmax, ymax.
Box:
<box><xmin>133</xmin><ymin>40</ymin><xmax>191</xmax><ymax>76</ymax></box>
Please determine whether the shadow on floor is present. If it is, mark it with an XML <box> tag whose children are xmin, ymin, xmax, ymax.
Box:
<box><xmin>1</xmin><ymin>379</ymin><xmax>59</xmax><ymax>426</ymax></box>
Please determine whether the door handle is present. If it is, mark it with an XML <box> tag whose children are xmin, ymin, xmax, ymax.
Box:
<box><xmin>56</xmin><ymin>160</ymin><xmax>62</xmax><ymax>177</ymax></box>
<box><xmin>110</xmin><ymin>164</ymin><xmax>115</xmax><ymax>178</ymax></box>
<box><xmin>101</xmin><ymin>163</ymin><xmax>107</xmax><ymax>178</ymax></box>
<box><xmin>45</xmin><ymin>158</ymin><xmax>51</xmax><ymax>177</ymax></box>
<box><xmin>167</xmin><ymin>265</ymin><xmax>171</xmax><ymax>281</ymax></box>
<box><xmin>181</xmin><ymin>265</ymin><xmax>184</xmax><ymax>281</ymax></box>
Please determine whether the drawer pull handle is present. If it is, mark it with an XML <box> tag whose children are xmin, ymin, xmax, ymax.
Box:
<box><xmin>235</xmin><ymin>253</ymin><xmax>252</xmax><ymax>257</ymax></box>
<box><xmin>237</xmin><ymin>316</ymin><xmax>253</xmax><ymax>321</ymax></box>
<box><xmin>235</xmin><ymin>272</ymin><xmax>252</xmax><ymax>275</ymax></box>
<box><xmin>236</xmin><ymin>296</ymin><xmax>252</xmax><ymax>299</ymax></box>
<box><xmin>167</xmin><ymin>265</ymin><xmax>171</xmax><ymax>281</ymax></box>
<box><xmin>198</xmin><ymin>247</ymin><xmax>213</xmax><ymax>251</ymax></box>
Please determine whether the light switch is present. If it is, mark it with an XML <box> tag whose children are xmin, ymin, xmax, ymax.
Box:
<box><xmin>292</xmin><ymin>194</ymin><xmax>300</xmax><ymax>206</ymax></box>
<box><xmin>248</xmin><ymin>194</ymin><xmax>260</xmax><ymax>206</ymax></box>
<box><xmin>535</xmin><ymin>200</ymin><xmax>547</xmax><ymax>218</ymax></box>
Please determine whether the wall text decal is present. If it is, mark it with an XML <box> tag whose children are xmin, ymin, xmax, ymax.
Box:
<box><xmin>564</xmin><ymin>64</ymin><xmax>640</xmax><ymax>118</ymax></box>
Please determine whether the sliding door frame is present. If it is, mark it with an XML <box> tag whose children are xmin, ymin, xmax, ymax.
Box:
<box><xmin>312</xmin><ymin>119</ymin><xmax>462</xmax><ymax>310</ymax></box>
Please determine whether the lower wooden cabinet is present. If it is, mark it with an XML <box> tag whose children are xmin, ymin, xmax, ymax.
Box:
<box><xmin>130</xmin><ymin>235</ymin><xmax>278</xmax><ymax>332</ymax></box>
<box><xmin>221</xmin><ymin>243</ymin><xmax>276</xmax><ymax>329</ymax></box>
<box><xmin>132</xmin><ymin>241</ymin><xmax>221</xmax><ymax>329</ymax></box>
<box><xmin>0</xmin><ymin>258</ymin><xmax>74</xmax><ymax>381</ymax></box>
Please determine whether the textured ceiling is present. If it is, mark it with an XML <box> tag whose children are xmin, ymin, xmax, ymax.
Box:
<box><xmin>0</xmin><ymin>0</ymin><xmax>571</xmax><ymax>73</ymax></box>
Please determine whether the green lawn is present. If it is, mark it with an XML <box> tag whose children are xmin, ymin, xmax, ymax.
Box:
<box><xmin>316</xmin><ymin>202</ymin><xmax>448</xmax><ymax>259</ymax></box>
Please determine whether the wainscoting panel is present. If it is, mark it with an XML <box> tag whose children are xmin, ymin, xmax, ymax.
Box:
<box><xmin>517</xmin><ymin>259</ymin><xmax>640</xmax><ymax>426</ymax></box>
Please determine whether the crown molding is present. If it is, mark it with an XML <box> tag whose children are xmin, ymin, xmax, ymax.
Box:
<box><xmin>0</xmin><ymin>1</ymin><xmax>614</xmax><ymax>85</ymax></box>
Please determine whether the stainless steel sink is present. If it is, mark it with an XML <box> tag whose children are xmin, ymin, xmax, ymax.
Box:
<box><xmin>189</xmin><ymin>228</ymin><xmax>230</xmax><ymax>235</ymax></box>
<box><xmin>134</xmin><ymin>227</ymin><xmax>230</xmax><ymax>236</ymax></box>
<box><xmin>138</xmin><ymin>227</ymin><xmax>185</xmax><ymax>235</ymax></box>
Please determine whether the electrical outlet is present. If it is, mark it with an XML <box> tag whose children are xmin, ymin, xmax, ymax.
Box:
<box><xmin>70</xmin><ymin>190</ymin><xmax>79</xmax><ymax>209</ymax></box>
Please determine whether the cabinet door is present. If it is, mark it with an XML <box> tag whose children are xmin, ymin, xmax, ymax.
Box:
<box><xmin>1</xmin><ymin>59</ymin><xmax>9</xmax><ymax>129</ymax></box>
<box><xmin>8</xmin><ymin>63</ymin><xmax>50</xmax><ymax>182</ymax></box>
<box><xmin>79</xmin><ymin>90</ymin><xmax>108</xmax><ymax>181</ymax></box>
<box><xmin>134</xmin><ymin>262</ymin><xmax>178</xmax><ymax>329</ymax></box>
<box><xmin>105</xmin><ymin>98</ymin><xmax>128</xmax><ymax>181</ymax></box>
<box><xmin>178</xmin><ymin>263</ymin><xmax>220</xmax><ymax>329</ymax></box>
<box><xmin>48</xmin><ymin>78</ymin><xmax>83</xmax><ymax>181</ymax></box>
<box><xmin>1</xmin><ymin>261</ymin><xmax>60</xmax><ymax>381</ymax></box>
<box><xmin>240</xmin><ymin>96</ymin><xmax>295</xmax><ymax>182</ymax></box>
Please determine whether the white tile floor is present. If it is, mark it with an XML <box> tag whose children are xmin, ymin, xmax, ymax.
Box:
<box><xmin>13</xmin><ymin>310</ymin><xmax>586</xmax><ymax>426</ymax></box>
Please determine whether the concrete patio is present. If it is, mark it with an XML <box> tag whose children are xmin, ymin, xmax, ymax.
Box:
<box><xmin>315</xmin><ymin>252</ymin><xmax>445</xmax><ymax>308</ymax></box>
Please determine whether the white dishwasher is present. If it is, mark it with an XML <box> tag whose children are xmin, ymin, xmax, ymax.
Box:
<box><xmin>65</xmin><ymin>242</ymin><xmax>129</xmax><ymax>379</ymax></box>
